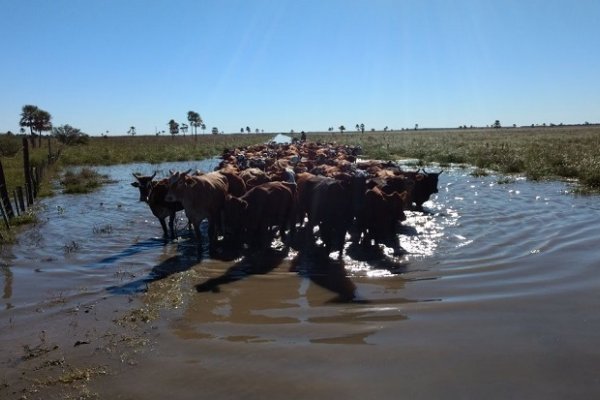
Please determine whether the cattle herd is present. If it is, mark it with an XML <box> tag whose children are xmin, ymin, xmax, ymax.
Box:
<box><xmin>132</xmin><ymin>139</ymin><xmax>442</xmax><ymax>259</ymax></box>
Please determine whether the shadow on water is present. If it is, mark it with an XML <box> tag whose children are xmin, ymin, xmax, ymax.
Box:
<box><xmin>106</xmin><ymin>238</ymin><xmax>199</xmax><ymax>295</ymax></box>
<box><xmin>86</xmin><ymin>237</ymin><xmax>168</xmax><ymax>269</ymax></box>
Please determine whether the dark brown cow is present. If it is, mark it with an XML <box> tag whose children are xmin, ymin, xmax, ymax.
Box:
<box><xmin>400</xmin><ymin>170</ymin><xmax>442</xmax><ymax>211</ymax></box>
<box><xmin>131</xmin><ymin>172</ymin><xmax>184</xmax><ymax>239</ymax></box>
<box><xmin>358</xmin><ymin>186</ymin><xmax>407</xmax><ymax>255</ymax></box>
<box><xmin>165</xmin><ymin>171</ymin><xmax>229</xmax><ymax>254</ymax></box>
<box><xmin>297</xmin><ymin>173</ymin><xmax>353</xmax><ymax>258</ymax></box>
<box><xmin>223</xmin><ymin>181</ymin><xmax>294</xmax><ymax>250</ymax></box>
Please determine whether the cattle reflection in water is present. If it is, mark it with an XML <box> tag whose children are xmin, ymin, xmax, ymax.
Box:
<box><xmin>196</xmin><ymin>247</ymin><xmax>358</xmax><ymax>303</ymax></box>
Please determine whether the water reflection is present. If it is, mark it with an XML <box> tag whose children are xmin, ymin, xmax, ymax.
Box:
<box><xmin>195</xmin><ymin>248</ymin><xmax>289</xmax><ymax>293</ymax></box>
<box><xmin>1</xmin><ymin>263</ymin><xmax>12</xmax><ymax>309</ymax></box>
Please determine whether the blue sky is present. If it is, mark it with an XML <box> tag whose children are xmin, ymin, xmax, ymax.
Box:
<box><xmin>1</xmin><ymin>0</ymin><xmax>599</xmax><ymax>135</ymax></box>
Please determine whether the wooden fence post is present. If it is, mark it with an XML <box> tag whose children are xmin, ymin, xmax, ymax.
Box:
<box><xmin>12</xmin><ymin>190</ymin><xmax>20</xmax><ymax>216</ymax></box>
<box><xmin>23</xmin><ymin>138</ymin><xmax>34</xmax><ymax>205</ymax></box>
<box><xmin>16</xmin><ymin>187</ymin><xmax>26</xmax><ymax>212</ymax></box>
<box><xmin>0</xmin><ymin>160</ymin><xmax>15</xmax><ymax>219</ymax></box>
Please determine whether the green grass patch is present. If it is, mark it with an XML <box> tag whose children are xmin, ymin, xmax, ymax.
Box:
<box><xmin>60</xmin><ymin>168</ymin><xmax>112</xmax><ymax>194</ymax></box>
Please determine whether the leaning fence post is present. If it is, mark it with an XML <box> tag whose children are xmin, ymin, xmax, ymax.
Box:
<box><xmin>0</xmin><ymin>197</ymin><xmax>10</xmax><ymax>230</ymax></box>
<box><xmin>0</xmin><ymin>160</ymin><xmax>15</xmax><ymax>218</ymax></box>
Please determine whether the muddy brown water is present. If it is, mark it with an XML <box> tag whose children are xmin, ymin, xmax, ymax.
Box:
<box><xmin>1</xmin><ymin>159</ymin><xmax>600</xmax><ymax>399</ymax></box>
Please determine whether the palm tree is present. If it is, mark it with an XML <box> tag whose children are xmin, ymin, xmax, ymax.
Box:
<box><xmin>127</xmin><ymin>126</ymin><xmax>136</xmax><ymax>136</ymax></box>
<box><xmin>168</xmin><ymin>119</ymin><xmax>179</xmax><ymax>139</ymax></box>
<box><xmin>19</xmin><ymin>104</ymin><xmax>51</xmax><ymax>147</ymax></box>
<box><xmin>180</xmin><ymin>123</ymin><xmax>188</xmax><ymax>136</ymax></box>
<box><xmin>187</xmin><ymin>111</ymin><xmax>203</xmax><ymax>138</ymax></box>
<box><xmin>33</xmin><ymin>109</ymin><xmax>52</xmax><ymax>147</ymax></box>
<box><xmin>338</xmin><ymin>125</ymin><xmax>346</xmax><ymax>134</ymax></box>
<box><xmin>360</xmin><ymin>123</ymin><xmax>365</xmax><ymax>134</ymax></box>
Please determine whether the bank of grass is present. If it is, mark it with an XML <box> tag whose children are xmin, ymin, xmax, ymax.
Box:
<box><xmin>58</xmin><ymin>134</ymin><xmax>274</xmax><ymax>166</ymax></box>
<box><xmin>311</xmin><ymin>125</ymin><xmax>600</xmax><ymax>191</ymax></box>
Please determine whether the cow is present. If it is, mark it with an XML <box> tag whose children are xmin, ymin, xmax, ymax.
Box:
<box><xmin>239</xmin><ymin>167</ymin><xmax>270</xmax><ymax>190</ymax></box>
<box><xmin>297</xmin><ymin>173</ymin><xmax>353</xmax><ymax>258</ymax></box>
<box><xmin>216</xmin><ymin>168</ymin><xmax>247</xmax><ymax>197</ymax></box>
<box><xmin>223</xmin><ymin>181</ymin><xmax>295</xmax><ymax>251</ymax></box>
<box><xmin>357</xmin><ymin>186</ymin><xmax>407</xmax><ymax>255</ymax></box>
<box><xmin>165</xmin><ymin>170</ymin><xmax>229</xmax><ymax>255</ymax></box>
<box><xmin>402</xmin><ymin>169</ymin><xmax>442</xmax><ymax>211</ymax></box>
<box><xmin>131</xmin><ymin>172</ymin><xmax>184</xmax><ymax>239</ymax></box>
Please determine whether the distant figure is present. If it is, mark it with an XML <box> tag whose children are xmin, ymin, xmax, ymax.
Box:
<box><xmin>301</xmin><ymin>131</ymin><xmax>306</xmax><ymax>142</ymax></box>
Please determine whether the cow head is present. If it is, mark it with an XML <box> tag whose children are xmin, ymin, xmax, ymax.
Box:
<box><xmin>165</xmin><ymin>169</ymin><xmax>192</xmax><ymax>202</ymax></box>
<box><xmin>131</xmin><ymin>171</ymin><xmax>156</xmax><ymax>202</ymax></box>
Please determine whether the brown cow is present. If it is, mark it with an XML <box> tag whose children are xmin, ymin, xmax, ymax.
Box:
<box><xmin>239</xmin><ymin>167</ymin><xmax>270</xmax><ymax>190</ymax></box>
<box><xmin>223</xmin><ymin>181</ymin><xmax>294</xmax><ymax>250</ymax></box>
<box><xmin>165</xmin><ymin>171</ymin><xmax>229</xmax><ymax>255</ymax></box>
<box><xmin>131</xmin><ymin>172</ymin><xmax>184</xmax><ymax>239</ymax></box>
<box><xmin>216</xmin><ymin>168</ymin><xmax>247</xmax><ymax>197</ymax></box>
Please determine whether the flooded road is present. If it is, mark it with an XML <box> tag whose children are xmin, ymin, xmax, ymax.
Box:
<box><xmin>2</xmin><ymin>159</ymin><xmax>600</xmax><ymax>399</ymax></box>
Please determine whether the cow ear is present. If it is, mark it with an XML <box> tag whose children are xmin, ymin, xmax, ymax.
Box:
<box><xmin>186</xmin><ymin>177</ymin><xmax>197</xmax><ymax>187</ymax></box>
<box><xmin>131</xmin><ymin>182</ymin><xmax>139</xmax><ymax>187</ymax></box>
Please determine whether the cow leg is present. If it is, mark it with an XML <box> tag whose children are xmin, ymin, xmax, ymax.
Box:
<box><xmin>168</xmin><ymin>212</ymin><xmax>176</xmax><ymax>239</ymax></box>
<box><xmin>191</xmin><ymin>221</ymin><xmax>203</xmax><ymax>255</ymax></box>
<box><xmin>207</xmin><ymin>215</ymin><xmax>219</xmax><ymax>255</ymax></box>
<box><xmin>158</xmin><ymin>217</ymin><xmax>169</xmax><ymax>238</ymax></box>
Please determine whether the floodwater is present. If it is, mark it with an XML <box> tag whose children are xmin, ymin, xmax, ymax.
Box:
<box><xmin>1</xmin><ymin>159</ymin><xmax>600</xmax><ymax>399</ymax></box>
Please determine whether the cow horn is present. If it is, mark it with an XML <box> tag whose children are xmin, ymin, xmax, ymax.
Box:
<box><xmin>150</xmin><ymin>171</ymin><xmax>157</xmax><ymax>179</ymax></box>
<box><xmin>132</xmin><ymin>172</ymin><xmax>140</xmax><ymax>179</ymax></box>
<box><xmin>183</xmin><ymin>168</ymin><xmax>192</xmax><ymax>175</ymax></box>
